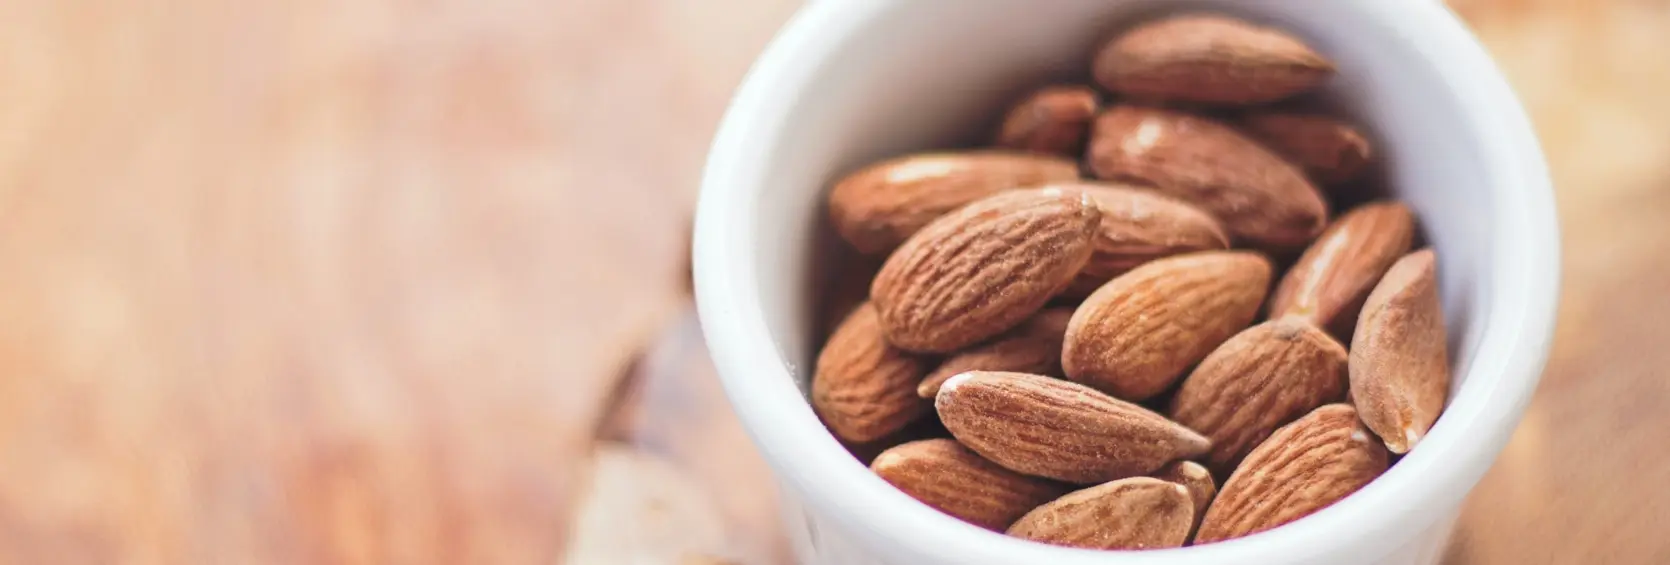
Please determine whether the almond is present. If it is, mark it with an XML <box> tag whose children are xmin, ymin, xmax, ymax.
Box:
<box><xmin>828</xmin><ymin>152</ymin><xmax>1081</xmax><ymax>254</ymax></box>
<box><xmin>994</xmin><ymin>85</ymin><xmax>1100</xmax><ymax>156</ymax></box>
<box><xmin>1086</xmin><ymin>105</ymin><xmax>1330</xmax><ymax>249</ymax></box>
<box><xmin>935</xmin><ymin>371</ymin><xmax>1210</xmax><ymax>483</ymax></box>
<box><xmin>872</xmin><ymin>438</ymin><xmax>1069</xmax><ymax>531</ymax></box>
<box><xmin>1055</xmin><ymin>182</ymin><xmax>1230</xmax><ymax>298</ymax></box>
<box><xmin>1196</xmin><ymin>404</ymin><xmax>1388</xmax><ymax>544</ymax></box>
<box><xmin>918</xmin><ymin>308</ymin><xmax>1073</xmax><ymax>399</ymax></box>
<box><xmin>812</xmin><ymin>303</ymin><xmax>930</xmax><ymax>443</ymax></box>
<box><xmin>1062</xmin><ymin>251</ymin><xmax>1271</xmax><ymax>401</ymax></box>
<box><xmin>1007</xmin><ymin>477</ymin><xmax>1193</xmax><ymax>550</ymax></box>
<box><xmin>819</xmin><ymin>251</ymin><xmax>883</xmax><ymax>338</ymax></box>
<box><xmin>1152</xmin><ymin>461</ymin><xmax>1216</xmax><ymax>534</ymax></box>
<box><xmin>1350</xmin><ymin>249</ymin><xmax>1450</xmax><ymax>454</ymax></box>
<box><xmin>1241</xmin><ymin>111</ymin><xmax>1373</xmax><ymax>184</ymax></box>
<box><xmin>872</xmin><ymin>188</ymin><xmax>1100</xmax><ymax>353</ymax></box>
<box><xmin>1169</xmin><ymin>317</ymin><xmax>1348</xmax><ymax>474</ymax></box>
<box><xmin>1092</xmin><ymin>14</ymin><xmax>1335</xmax><ymax>106</ymax></box>
<box><xmin>1269</xmin><ymin>202</ymin><xmax>1415</xmax><ymax>339</ymax></box>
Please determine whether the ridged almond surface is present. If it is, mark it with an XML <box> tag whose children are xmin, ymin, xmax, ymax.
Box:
<box><xmin>1062</xmin><ymin>251</ymin><xmax>1271</xmax><ymax>401</ymax></box>
<box><xmin>1241</xmin><ymin>111</ymin><xmax>1373</xmax><ymax>184</ymax></box>
<box><xmin>918</xmin><ymin>308</ymin><xmax>1073</xmax><ymax>399</ymax></box>
<box><xmin>1152</xmin><ymin>461</ymin><xmax>1216</xmax><ymax>534</ymax></box>
<box><xmin>812</xmin><ymin>303</ymin><xmax>929</xmax><ymax>443</ymax></box>
<box><xmin>935</xmin><ymin>371</ymin><xmax>1210</xmax><ymax>484</ymax></box>
<box><xmin>1169</xmin><ymin>317</ymin><xmax>1348</xmax><ymax>474</ymax></box>
<box><xmin>1006</xmin><ymin>477</ymin><xmax>1193</xmax><ymax>550</ymax></box>
<box><xmin>1091</xmin><ymin>15</ymin><xmax>1335</xmax><ymax>106</ymax></box>
<box><xmin>872</xmin><ymin>188</ymin><xmax>1100</xmax><ymax>353</ymax></box>
<box><xmin>871</xmin><ymin>438</ymin><xmax>1069</xmax><ymax>531</ymax></box>
<box><xmin>1086</xmin><ymin>105</ymin><xmax>1329</xmax><ymax>249</ymax></box>
<box><xmin>1196</xmin><ymin>404</ymin><xmax>1388</xmax><ymax>544</ymax></box>
<box><xmin>1056</xmin><ymin>183</ymin><xmax>1230</xmax><ymax>298</ymax></box>
<box><xmin>1269</xmin><ymin>202</ymin><xmax>1415</xmax><ymax>339</ymax></box>
<box><xmin>994</xmin><ymin>85</ymin><xmax>1100</xmax><ymax>156</ymax></box>
<box><xmin>828</xmin><ymin>151</ymin><xmax>1081</xmax><ymax>254</ymax></box>
<box><xmin>1350</xmin><ymin>249</ymin><xmax>1450</xmax><ymax>454</ymax></box>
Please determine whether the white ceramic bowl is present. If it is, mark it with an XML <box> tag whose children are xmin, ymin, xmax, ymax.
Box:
<box><xmin>693</xmin><ymin>1</ymin><xmax>1559</xmax><ymax>563</ymax></box>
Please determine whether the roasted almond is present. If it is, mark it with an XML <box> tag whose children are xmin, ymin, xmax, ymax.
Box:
<box><xmin>1196</xmin><ymin>404</ymin><xmax>1388</xmax><ymax>544</ymax></box>
<box><xmin>1152</xmin><ymin>461</ymin><xmax>1216</xmax><ymax>535</ymax></box>
<box><xmin>872</xmin><ymin>188</ymin><xmax>1100</xmax><ymax>353</ymax></box>
<box><xmin>994</xmin><ymin>85</ymin><xmax>1100</xmax><ymax>156</ymax></box>
<box><xmin>1269</xmin><ymin>202</ymin><xmax>1415</xmax><ymax>339</ymax></box>
<box><xmin>1350</xmin><ymin>249</ymin><xmax>1450</xmax><ymax>454</ymax></box>
<box><xmin>872</xmin><ymin>438</ymin><xmax>1069</xmax><ymax>531</ymax></box>
<box><xmin>935</xmin><ymin>371</ymin><xmax>1210</xmax><ymax>483</ymax></box>
<box><xmin>1087</xmin><ymin>105</ymin><xmax>1329</xmax><ymax>249</ymax></box>
<box><xmin>1055</xmin><ymin>183</ymin><xmax>1230</xmax><ymax>298</ymax></box>
<box><xmin>1062</xmin><ymin>251</ymin><xmax>1271</xmax><ymax>401</ymax></box>
<box><xmin>918</xmin><ymin>308</ymin><xmax>1073</xmax><ymax>399</ymax></box>
<box><xmin>812</xmin><ymin>303</ymin><xmax>930</xmax><ymax>443</ymax></box>
<box><xmin>1007</xmin><ymin>477</ymin><xmax>1193</xmax><ymax>550</ymax></box>
<box><xmin>1091</xmin><ymin>14</ymin><xmax>1335</xmax><ymax>106</ymax></box>
<box><xmin>828</xmin><ymin>152</ymin><xmax>1081</xmax><ymax>254</ymax></box>
<box><xmin>1241</xmin><ymin>111</ymin><xmax>1373</xmax><ymax>184</ymax></box>
<box><xmin>1169</xmin><ymin>317</ymin><xmax>1349</xmax><ymax>474</ymax></box>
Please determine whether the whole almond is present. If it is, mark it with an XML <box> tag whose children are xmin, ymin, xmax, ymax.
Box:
<box><xmin>1007</xmin><ymin>477</ymin><xmax>1193</xmax><ymax>550</ymax></box>
<box><xmin>1091</xmin><ymin>15</ymin><xmax>1335</xmax><ymax>106</ymax></box>
<box><xmin>812</xmin><ymin>303</ymin><xmax>929</xmax><ymax>443</ymax></box>
<box><xmin>1196</xmin><ymin>404</ymin><xmax>1388</xmax><ymax>544</ymax></box>
<box><xmin>1269</xmin><ymin>202</ymin><xmax>1415</xmax><ymax>339</ymax></box>
<box><xmin>1350</xmin><ymin>249</ymin><xmax>1450</xmax><ymax>454</ymax></box>
<box><xmin>828</xmin><ymin>151</ymin><xmax>1081</xmax><ymax>254</ymax></box>
<box><xmin>1062</xmin><ymin>251</ymin><xmax>1272</xmax><ymax>401</ymax></box>
<box><xmin>918</xmin><ymin>308</ymin><xmax>1073</xmax><ymax>399</ymax></box>
<box><xmin>1169</xmin><ymin>317</ymin><xmax>1348</xmax><ymax>474</ymax></box>
<box><xmin>1057</xmin><ymin>183</ymin><xmax>1231</xmax><ymax>298</ymax></box>
<box><xmin>935</xmin><ymin>371</ymin><xmax>1210</xmax><ymax>483</ymax></box>
<box><xmin>871</xmin><ymin>438</ymin><xmax>1069</xmax><ymax>531</ymax></box>
<box><xmin>1241</xmin><ymin>111</ymin><xmax>1373</xmax><ymax>184</ymax></box>
<box><xmin>1152</xmin><ymin>461</ymin><xmax>1216</xmax><ymax>533</ymax></box>
<box><xmin>872</xmin><ymin>188</ymin><xmax>1100</xmax><ymax>353</ymax></box>
<box><xmin>994</xmin><ymin>85</ymin><xmax>1100</xmax><ymax>156</ymax></box>
<box><xmin>1087</xmin><ymin>105</ymin><xmax>1329</xmax><ymax>249</ymax></box>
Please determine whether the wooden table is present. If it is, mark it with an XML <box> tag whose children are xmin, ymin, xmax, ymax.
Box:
<box><xmin>0</xmin><ymin>0</ymin><xmax>1665</xmax><ymax>563</ymax></box>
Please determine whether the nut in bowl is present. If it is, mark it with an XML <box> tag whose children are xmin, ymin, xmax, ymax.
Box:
<box><xmin>694</xmin><ymin>2</ymin><xmax>1558</xmax><ymax>565</ymax></box>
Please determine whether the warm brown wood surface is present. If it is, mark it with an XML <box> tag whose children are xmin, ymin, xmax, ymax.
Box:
<box><xmin>0</xmin><ymin>0</ymin><xmax>1664</xmax><ymax>563</ymax></box>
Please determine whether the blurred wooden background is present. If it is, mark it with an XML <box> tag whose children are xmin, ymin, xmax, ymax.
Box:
<box><xmin>0</xmin><ymin>0</ymin><xmax>1664</xmax><ymax>563</ymax></box>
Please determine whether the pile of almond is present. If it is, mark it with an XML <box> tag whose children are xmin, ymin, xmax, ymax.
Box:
<box><xmin>811</xmin><ymin>13</ymin><xmax>1452</xmax><ymax>551</ymax></box>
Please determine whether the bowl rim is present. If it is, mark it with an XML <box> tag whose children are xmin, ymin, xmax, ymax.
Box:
<box><xmin>693</xmin><ymin>1</ymin><xmax>1560</xmax><ymax>563</ymax></box>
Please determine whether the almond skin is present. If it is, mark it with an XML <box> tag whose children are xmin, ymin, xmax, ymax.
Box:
<box><xmin>1169</xmin><ymin>317</ymin><xmax>1349</xmax><ymax>474</ymax></box>
<box><xmin>994</xmin><ymin>85</ymin><xmax>1100</xmax><ymax>156</ymax></box>
<box><xmin>1269</xmin><ymin>202</ymin><xmax>1416</xmax><ymax>339</ymax></box>
<box><xmin>918</xmin><ymin>308</ymin><xmax>1073</xmax><ymax>399</ymax></box>
<box><xmin>1241</xmin><ymin>111</ymin><xmax>1373</xmax><ymax>184</ymax></box>
<box><xmin>1152</xmin><ymin>461</ymin><xmax>1216</xmax><ymax>533</ymax></box>
<box><xmin>812</xmin><ymin>303</ymin><xmax>930</xmax><ymax>443</ymax></box>
<box><xmin>935</xmin><ymin>371</ymin><xmax>1210</xmax><ymax>484</ymax></box>
<box><xmin>1007</xmin><ymin>477</ymin><xmax>1194</xmax><ymax>550</ymax></box>
<box><xmin>828</xmin><ymin>151</ymin><xmax>1081</xmax><ymax>254</ymax></box>
<box><xmin>1196</xmin><ymin>404</ymin><xmax>1388</xmax><ymax>544</ymax></box>
<box><xmin>1086</xmin><ymin>105</ymin><xmax>1330</xmax><ymax>249</ymax></box>
<box><xmin>871</xmin><ymin>438</ymin><xmax>1069</xmax><ymax>531</ymax></box>
<box><xmin>1350</xmin><ymin>249</ymin><xmax>1450</xmax><ymax>454</ymax></box>
<box><xmin>1056</xmin><ymin>182</ymin><xmax>1230</xmax><ymax>298</ymax></box>
<box><xmin>1062</xmin><ymin>251</ymin><xmax>1272</xmax><ymax>401</ymax></box>
<box><xmin>1092</xmin><ymin>15</ymin><xmax>1335</xmax><ymax>106</ymax></box>
<box><xmin>872</xmin><ymin>188</ymin><xmax>1100</xmax><ymax>353</ymax></box>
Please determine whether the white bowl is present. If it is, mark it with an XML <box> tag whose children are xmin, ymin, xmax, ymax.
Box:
<box><xmin>693</xmin><ymin>1</ymin><xmax>1560</xmax><ymax>563</ymax></box>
